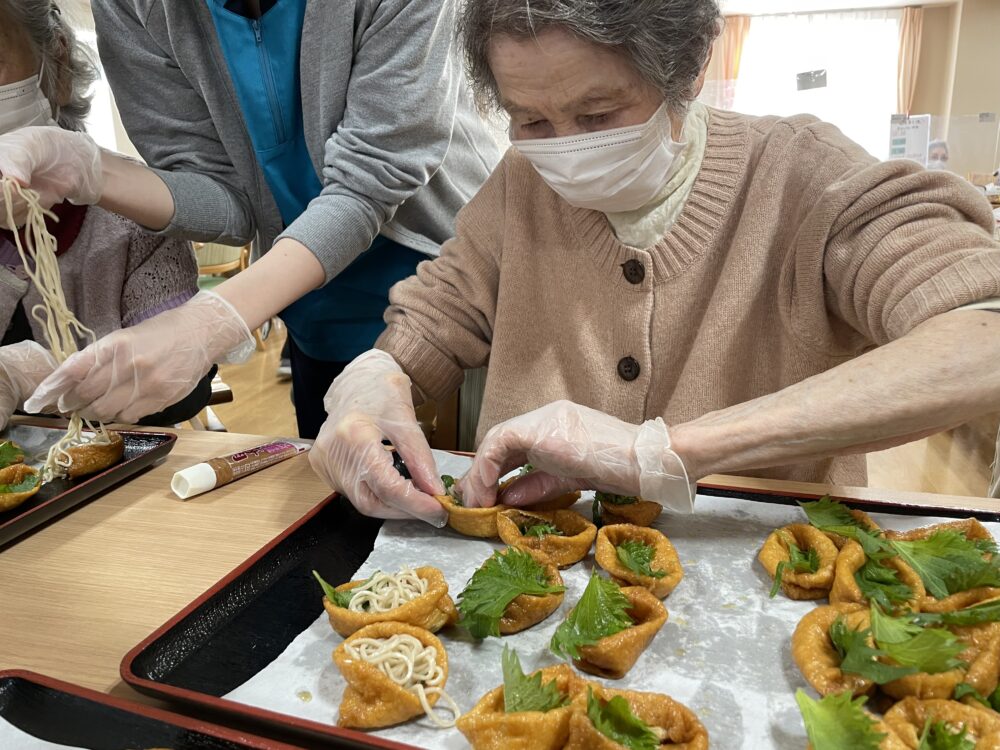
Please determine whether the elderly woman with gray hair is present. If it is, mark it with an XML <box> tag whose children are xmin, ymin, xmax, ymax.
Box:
<box><xmin>0</xmin><ymin>0</ymin><xmax>208</xmax><ymax>428</ymax></box>
<box><xmin>311</xmin><ymin>0</ymin><xmax>1000</xmax><ymax>524</ymax></box>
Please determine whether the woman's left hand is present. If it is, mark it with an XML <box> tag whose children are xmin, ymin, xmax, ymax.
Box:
<box><xmin>458</xmin><ymin>400</ymin><xmax>694</xmax><ymax>512</ymax></box>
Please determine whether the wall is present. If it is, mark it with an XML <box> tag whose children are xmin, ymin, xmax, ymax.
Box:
<box><xmin>910</xmin><ymin>4</ymin><xmax>958</xmax><ymax>124</ymax></box>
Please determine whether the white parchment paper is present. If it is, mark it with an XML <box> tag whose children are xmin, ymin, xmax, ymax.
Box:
<box><xmin>224</xmin><ymin>450</ymin><xmax>1000</xmax><ymax>749</ymax></box>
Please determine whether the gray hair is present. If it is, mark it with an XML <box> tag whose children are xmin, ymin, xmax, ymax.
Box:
<box><xmin>458</xmin><ymin>0</ymin><xmax>722</xmax><ymax>117</ymax></box>
<box><xmin>0</xmin><ymin>0</ymin><xmax>98</xmax><ymax>131</ymax></box>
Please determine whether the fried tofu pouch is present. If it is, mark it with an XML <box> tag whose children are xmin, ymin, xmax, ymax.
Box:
<box><xmin>498</xmin><ymin>474</ymin><xmax>580</xmax><ymax>512</ymax></box>
<box><xmin>497</xmin><ymin>509</ymin><xmax>597</xmax><ymax>568</ymax></box>
<box><xmin>758</xmin><ymin>524</ymin><xmax>838</xmax><ymax>600</ymax></box>
<box><xmin>882</xmin><ymin>697</ymin><xmax>1000</xmax><ymax>748</ymax></box>
<box><xmin>437</xmin><ymin>494</ymin><xmax>505</xmax><ymax>538</ymax></box>
<box><xmin>322</xmin><ymin>566</ymin><xmax>458</xmax><ymax>637</ymax></box>
<box><xmin>456</xmin><ymin>664</ymin><xmax>581</xmax><ymax>750</ymax></box>
<box><xmin>882</xmin><ymin>621</ymin><xmax>1000</xmax><ymax>701</ymax></box>
<box><xmin>599</xmin><ymin>497</ymin><xmax>662</xmax><ymax>527</ymax></box>
<box><xmin>333</xmin><ymin>621</ymin><xmax>448</xmax><ymax>729</ymax></box>
<box><xmin>0</xmin><ymin>463</ymin><xmax>40</xmax><ymax>512</ymax></box>
<box><xmin>573</xmin><ymin>586</ymin><xmax>668</xmax><ymax>680</ymax></box>
<box><xmin>595</xmin><ymin>524</ymin><xmax>683</xmax><ymax>599</ymax></box>
<box><xmin>792</xmin><ymin>603</ymin><xmax>876</xmax><ymax>696</ymax></box>
<box><xmin>66</xmin><ymin>431</ymin><xmax>124</xmax><ymax>478</ymax></box>
<box><xmin>498</xmin><ymin>552</ymin><xmax>566</xmax><ymax>635</ymax></box>
<box><xmin>885</xmin><ymin>520</ymin><xmax>1000</xmax><ymax>614</ymax></box>
<box><xmin>829</xmin><ymin>539</ymin><xmax>925</xmax><ymax>610</ymax></box>
<box><xmin>566</xmin><ymin>683</ymin><xmax>709</xmax><ymax>750</ymax></box>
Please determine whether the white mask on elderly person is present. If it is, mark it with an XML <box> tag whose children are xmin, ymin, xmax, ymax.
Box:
<box><xmin>511</xmin><ymin>102</ymin><xmax>686</xmax><ymax>213</ymax></box>
<box><xmin>0</xmin><ymin>72</ymin><xmax>56</xmax><ymax>134</ymax></box>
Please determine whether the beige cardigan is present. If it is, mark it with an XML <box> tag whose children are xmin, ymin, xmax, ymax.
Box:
<box><xmin>377</xmin><ymin>109</ymin><xmax>1000</xmax><ymax>486</ymax></box>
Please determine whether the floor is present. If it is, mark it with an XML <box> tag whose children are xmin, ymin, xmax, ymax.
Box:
<box><xmin>204</xmin><ymin>323</ymin><xmax>999</xmax><ymax>499</ymax></box>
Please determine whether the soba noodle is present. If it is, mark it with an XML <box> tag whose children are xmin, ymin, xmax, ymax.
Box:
<box><xmin>344</xmin><ymin>633</ymin><xmax>460</xmax><ymax>728</ymax></box>
<box><xmin>348</xmin><ymin>567</ymin><xmax>428</xmax><ymax>612</ymax></box>
<box><xmin>1</xmin><ymin>177</ymin><xmax>111</xmax><ymax>479</ymax></box>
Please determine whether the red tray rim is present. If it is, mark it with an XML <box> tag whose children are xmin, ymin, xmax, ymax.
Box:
<box><xmin>119</xmin><ymin>474</ymin><xmax>998</xmax><ymax>750</ymax></box>
<box><xmin>0</xmin><ymin>668</ymin><xmax>304</xmax><ymax>749</ymax></box>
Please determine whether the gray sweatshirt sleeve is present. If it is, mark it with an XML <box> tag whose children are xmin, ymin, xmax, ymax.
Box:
<box><xmin>278</xmin><ymin>0</ymin><xmax>464</xmax><ymax>282</ymax></box>
<box><xmin>92</xmin><ymin>0</ymin><xmax>255</xmax><ymax>246</ymax></box>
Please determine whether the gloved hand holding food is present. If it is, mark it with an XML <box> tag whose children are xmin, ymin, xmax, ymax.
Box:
<box><xmin>459</xmin><ymin>400</ymin><xmax>694</xmax><ymax>513</ymax></box>
<box><xmin>0</xmin><ymin>126</ymin><xmax>103</xmax><ymax>228</ymax></box>
<box><xmin>310</xmin><ymin>350</ymin><xmax>447</xmax><ymax>526</ymax></box>
<box><xmin>23</xmin><ymin>291</ymin><xmax>254</xmax><ymax>424</ymax></box>
<box><xmin>0</xmin><ymin>341</ymin><xmax>59</xmax><ymax>430</ymax></box>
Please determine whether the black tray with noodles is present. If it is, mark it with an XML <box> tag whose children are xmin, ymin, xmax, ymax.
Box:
<box><xmin>0</xmin><ymin>422</ymin><xmax>176</xmax><ymax>548</ymax></box>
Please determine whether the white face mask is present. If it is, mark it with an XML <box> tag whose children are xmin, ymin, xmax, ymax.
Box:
<box><xmin>511</xmin><ymin>103</ymin><xmax>686</xmax><ymax>213</ymax></box>
<box><xmin>927</xmin><ymin>159</ymin><xmax>948</xmax><ymax>171</ymax></box>
<box><xmin>0</xmin><ymin>72</ymin><xmax>56</xmax><ymax>135</ymax></box>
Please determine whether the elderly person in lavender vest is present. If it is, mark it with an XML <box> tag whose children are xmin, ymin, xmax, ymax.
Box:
<box><xmin>311</xmin><ymin>0</ymin><xmax>1000</xmax><ymax>525</ymax></box>
<box><xmin>0</xmin><ymin>0</ymin><xmax>207</xmax><ymax>429</ymax></box>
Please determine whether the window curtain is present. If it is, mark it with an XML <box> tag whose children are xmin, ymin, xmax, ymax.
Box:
<box><xmin>897</xmin><ymin>6</ymin><xmax>924</xmax><ymax>115</ymax></box>
<box><xmin>733</xmin><ymin>10</ymin><xmax>902</xmax><ymax>158</ymax></box>
<box><xmin>702</xmin><ymin>15</ymin><xmax>751</xmax><ymax>109</ymax></box>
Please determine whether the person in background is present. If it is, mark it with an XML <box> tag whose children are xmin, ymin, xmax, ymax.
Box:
<box><xmin>0</xmin><ymin>0</ymin><xmax>500</xmax><ymax>442</ymax></box>
<box><xmin>928</xmin><ymin>139</ymin><xmax>950</xmax><ymax>170</ymax></box>
<box><xmin>311</xmin><ymin>0</ymin><xmax>1000</xmax><ymax>525</ymax></box>
<box><xmin>0</xmin><ymin>0</ymin><xmax>209</xmax><ymax>430</ymax></box>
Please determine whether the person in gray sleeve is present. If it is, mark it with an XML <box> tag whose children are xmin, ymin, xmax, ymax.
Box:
<box><xmin>0</xmin><ymin>0</ymin><xmax>211</xmax><ymax>429</ymax></box>
<box><xmin>0</xmin><ymin>0</ymin><xmax>501</xmax><ymax>438</ymax></box>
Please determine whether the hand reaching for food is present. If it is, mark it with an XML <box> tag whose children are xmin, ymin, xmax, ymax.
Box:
<box><xmin>23</xmin><ymin>291</ymin><xmax>254</xmax><ymax>424</ymax></box>
<box><xmin>0</xmin><ymin>341</ymin><xmax>59</xmax><ymax>429</ymax></box>
<box><xmin>0</xmin><ymin>126</ymin><xmax>103</xmax><ymax>228</ymax></box>
<box><xmin>310</xmin><ymin>350</ymin><xmax>447</xmax><ymax>526</ymax></box>
<box><xmin>459</xmin><ymin>400</ymin><xmax>695</xmax><ymax>513</ymax></box>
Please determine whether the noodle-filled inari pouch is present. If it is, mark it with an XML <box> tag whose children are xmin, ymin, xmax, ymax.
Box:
<box><xmin>758</xmin><ymin>524</ymin><xmax>838</xmax><ymax>600</ymax></box>
<box><xmin>436</xmin><ymin>488</ymin><xmax>504</xmax><ymax>538</ymax></box>
<box><xmin>551</xmin><ymin>574</ymin><xmax>667</xmax><ymax>680</ymax></box>
<box><xmin>65</xmin><ymin>431</ymin><xmax>124</xmax><ymax>478</ymax></box>
<box><xmin>882</xmin><ymin>697</ymin><xmax>1000</xmax><ymax>747</ymax></box>
<box><xmin>882</xmin><ymin>621</ymin><xmax>1000</xmax><ymax>701</ymax></box>
<box><xmin>596</xmin><ymin>492</ymin><xmax>662</xmax><ymax>528</ymax></box>
<box><xmin>791</xmin><ymin>603</ymin><xmax>876</xmax><ymax>697</ymax></box>
<box><xmin>0</xmin><ymin>463</ymin><xmax>41</xmax><ymax>512</ymax></box>
<box><xmin>566</xmin><ymin>684</ymin><xmax>709</xmax><ymax>750</ymax></box>
<box><xmin>594</xmin><ymin>524</ymin><xmax>683</xmax><ymax>599</ymax></box>
<box><xmin>497</xmin><ymin>509</ymin><xmax>597</xmax><ymax>568</ymax></box>
<box><xmin>316</xmin><ymin>566</ymin><xmax>458</xmax><ymax>637</ymax></box>
<box><xmin>829</xmin><ymin>539</ymin><xmax>925</xmax><ymax>611</ymax></box>
<box><xmin>457</xmin><ymin>649</ymin><xmax>580</xmax><ymax>750</ymax></box>
<box><xmin>334</xmin><ymin>621</ymin><xmax>452</xmax><ymax>729</ymax></box>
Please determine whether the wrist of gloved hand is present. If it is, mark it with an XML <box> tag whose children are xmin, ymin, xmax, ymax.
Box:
<box><xmin>192</xmin><ymin>291</ymin><xmax>255</xmax><ymax>365</ymax></box>
<box><xmin>634</xmin><ymin>417</ymin><xmax>695</xmax><ymax>513</ymax></box>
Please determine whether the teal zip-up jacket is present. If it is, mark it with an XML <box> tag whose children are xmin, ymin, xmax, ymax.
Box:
<box><xmin>92</xmin><ymin>0</ymin><xmax>502</xmax><ymax>283</ymax></box>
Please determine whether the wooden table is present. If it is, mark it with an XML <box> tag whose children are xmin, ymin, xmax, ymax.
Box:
<box><xmin>1</xmin><ymin>423</ymin><xmax>998</xmax><ymax>713</ymax></box>
<box><xmin>0</xmin><ymin>424</ymin><xmax>327</xmax><ymax>706</ymax></box>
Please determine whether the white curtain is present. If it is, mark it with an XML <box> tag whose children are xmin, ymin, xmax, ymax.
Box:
<box><xmin>733</xmin><ymin>10</ymin><xmax>902</xmax><ymax>159</ymax></box>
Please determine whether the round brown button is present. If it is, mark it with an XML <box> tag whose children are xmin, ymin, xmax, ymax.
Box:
<box><xmin>617</xmin><ymin>356</ymin><xmax>640</xmax><ymax>381</ymax></box>
<box><xmin>621</xmin><ymin>259</ymin><xmax>645</xmax><ymax>284</ymax></box>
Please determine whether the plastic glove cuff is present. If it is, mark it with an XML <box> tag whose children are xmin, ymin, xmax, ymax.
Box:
<box><xmin>635</xmin><ymin>417</ymin><xmax>695</xmax><ymax>514</ymax></box>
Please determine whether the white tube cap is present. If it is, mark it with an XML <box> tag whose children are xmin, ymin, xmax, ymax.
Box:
<box><xmin>171</xmin><ymin>462</ymin><xmax>219</xmax><ymax>499</ymax></box>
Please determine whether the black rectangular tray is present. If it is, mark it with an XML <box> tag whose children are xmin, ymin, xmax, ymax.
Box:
<box><xmin>119</xmin><ymin>482</ymin><xmax>1000</xmax><ymax>749</ymax></box>
<box><xmin>0</xmin><ymin>669</ymin><xmax>304</xmax><ymax>749</ymax></box>
<box><xmin>0</xmin><ymin>426</ymin><xmax>177</xmax><ymax>548</ymax></box>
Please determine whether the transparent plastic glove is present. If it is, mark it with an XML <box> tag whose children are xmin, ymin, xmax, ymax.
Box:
<box><xmin>0</xmin><ymin>126</ymin><xmax>103</xmax><ymax>228</ymax></box>
<box><xmin>311</xmin><ymin>350</ymin><xmax>447</xmax><ymax>526</ymax></box>
<box><xmin>460</xmin><ymin>400</ymin><xmax>694</xmax><ymax>513</ymax></box>
<box><xmin>0</xmin><ymin>341</ymin><xmax>59</xmax><ymax>429</ymax></box>
<box><xmin>24</xmin><ymin>291</ymin><xmax>254</xmax><ymax>424</ymax></box>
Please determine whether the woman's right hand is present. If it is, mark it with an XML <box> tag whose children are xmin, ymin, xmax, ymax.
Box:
<box><xmin>311</xmin><ymin>350</ymin><xmax>447</xmax><ymax>526</ymax></box>
<box><xmin>0</xmin><ymin>126</ymin><xmax>103</xmax><ymax>228</ymax></box>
